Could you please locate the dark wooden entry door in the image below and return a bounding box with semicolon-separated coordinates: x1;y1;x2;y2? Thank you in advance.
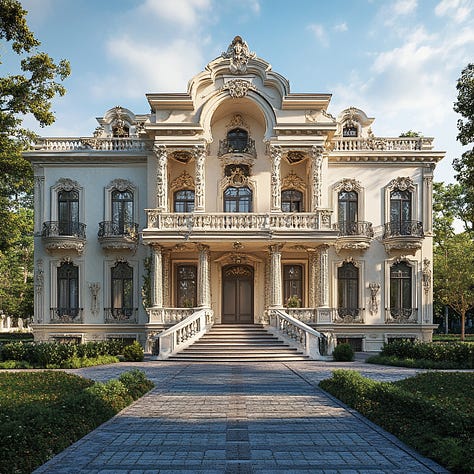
222;265;254;324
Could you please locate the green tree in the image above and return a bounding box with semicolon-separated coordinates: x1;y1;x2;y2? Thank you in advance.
0;0;70;317
453;63;474;234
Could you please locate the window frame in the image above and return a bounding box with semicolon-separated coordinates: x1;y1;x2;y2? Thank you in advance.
174;189;195;213
281;189;303;212
283;264;304;306
175;264;198;308
224;186;253;213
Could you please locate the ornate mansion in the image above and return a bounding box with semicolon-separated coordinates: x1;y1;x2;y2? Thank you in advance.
25;37;444;357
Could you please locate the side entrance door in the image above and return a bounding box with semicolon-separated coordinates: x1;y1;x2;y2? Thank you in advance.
222;265;254;324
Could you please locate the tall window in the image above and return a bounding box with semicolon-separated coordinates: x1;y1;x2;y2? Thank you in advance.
337;262;359;317
281;189;303;212
174;190;195;213
57;262;79;316
111;262;133;315
58;190;79;235
338;191;358;233
283;265;303;306
176;265;197;307
112;190;134;233
224;186;252;212
390;262;412;315
390;189;412;234
227;128;248;152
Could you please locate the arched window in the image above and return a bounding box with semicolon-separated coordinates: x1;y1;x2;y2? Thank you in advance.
111;262;133;316
227;128;248;152
283;265;303;306
224;186;252;212
390;262;412;316
58;189;79;236
174;190;195;213
338;190;358;234
390;189;412;234
337;262;359;317
112;190;134;233
57;262;79;317
176;265;197;307
281;189;303;212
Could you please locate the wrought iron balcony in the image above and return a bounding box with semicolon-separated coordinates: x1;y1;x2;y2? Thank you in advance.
382;221;424;252
335;221;373;252
41;221;87;254
385;308;418;324
104;307;138;324
98;221;139;250
334;308;365;324
218;137;256;157
50;307;83;324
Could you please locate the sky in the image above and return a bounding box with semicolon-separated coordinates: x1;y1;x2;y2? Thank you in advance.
9;0;474;183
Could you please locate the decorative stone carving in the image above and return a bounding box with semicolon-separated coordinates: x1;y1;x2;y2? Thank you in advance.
422;258;431;295
88;282;101;315
154;145;168;211
193;145;206;212
282;171;305;191
56;178;80;192
268;244;283;308
151;244;163;308
197;244;210;307
34;259;44;294
335;178;361;193
44;239;86;255
369;282;380;315
170;171;195;191
223;79;257;98
226;114;249;130
221;35;255;74
310;146;324;211
387;176;415;192
225;167;249;188
319;245;329;307
286;151;305;164
270;146;282;211
107;178;133;192
171;151;193;163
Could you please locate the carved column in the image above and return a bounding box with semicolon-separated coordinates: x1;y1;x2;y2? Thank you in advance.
151;244;163;308
310;145;324;211
307;248;319;308
269;244;283;308
33;174;45;235
194;145;206;212
423;168;434;233
319;245;329;307
154;144;168;211
270;145;282;212
197;244;211;307
163;249;171;307
34;259;44;323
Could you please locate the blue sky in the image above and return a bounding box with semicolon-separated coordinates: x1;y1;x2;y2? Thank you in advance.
13;0;474;183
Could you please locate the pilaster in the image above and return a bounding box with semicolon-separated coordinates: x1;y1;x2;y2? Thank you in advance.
194;145;206;212
33;173;45;236
319;245;329;307
151;244;163;308
310;145;324;211
307;248;319;308
197;244;211;307
270;145;282;212
269;244;283;308
154;144;168;211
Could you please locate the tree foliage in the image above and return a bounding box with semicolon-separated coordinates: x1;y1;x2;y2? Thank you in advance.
0;0;70;317
452;63;474;234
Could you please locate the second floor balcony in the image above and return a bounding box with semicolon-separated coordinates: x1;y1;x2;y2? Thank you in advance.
335;221;373;252
50;307;83;324
98;221;139;251
383;220;424;252
143;210;336;243
42;221;87;254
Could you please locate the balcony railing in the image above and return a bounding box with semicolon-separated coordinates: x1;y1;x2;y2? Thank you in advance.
33;137;151;152
104;308;138;324
218;137;256;157
98;221;139;240
42;221;87;238
383;221;424;238
385;308;418;324
334;308;365;324
332;137;434;152
50;308;83;324
145;211;333;233
337;221;374;237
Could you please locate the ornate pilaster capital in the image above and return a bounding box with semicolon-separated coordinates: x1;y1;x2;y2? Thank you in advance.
153;143;167;159
269;145;282;161
197;243;210;253
268;243;284;255
151;243;163;253
311;144;324;160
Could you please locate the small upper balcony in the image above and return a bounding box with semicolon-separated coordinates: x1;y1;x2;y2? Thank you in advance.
42;221;87;254
382;220;424;252
218;137;256;160
98;221;139;251
335;220;374;252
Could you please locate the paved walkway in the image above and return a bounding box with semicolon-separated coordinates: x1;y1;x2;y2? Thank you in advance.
34;358;448;474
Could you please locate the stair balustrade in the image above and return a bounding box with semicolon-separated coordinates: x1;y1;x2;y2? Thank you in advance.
152;308;214;359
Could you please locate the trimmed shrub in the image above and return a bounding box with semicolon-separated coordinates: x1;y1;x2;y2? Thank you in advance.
332;343;354;362
85;379;133;412
122;341;144;362
118;369;154;399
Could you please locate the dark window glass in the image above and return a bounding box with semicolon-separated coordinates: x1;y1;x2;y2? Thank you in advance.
112;190;134;232
227;128;248;152
174;190;195;213
176;265;197;307
58;190;79;235
390;262;412;310
338;191;358;225
57;262;79;313
390;189;412;225
283;265;303;306
343;126;358;137
281;189;303;212
111;262;133;310
337;262;359;311
224;186;252;212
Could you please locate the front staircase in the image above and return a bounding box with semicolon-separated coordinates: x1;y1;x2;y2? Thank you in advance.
166;324;309;362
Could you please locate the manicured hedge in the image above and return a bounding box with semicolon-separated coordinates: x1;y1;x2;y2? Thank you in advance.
0;369;154;474
320;370;474;473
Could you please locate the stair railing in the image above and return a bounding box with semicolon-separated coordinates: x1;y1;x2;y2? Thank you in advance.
267;309;327;359
152;308;214;359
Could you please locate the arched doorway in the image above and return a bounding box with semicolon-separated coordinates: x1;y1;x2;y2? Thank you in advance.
222;265;254;324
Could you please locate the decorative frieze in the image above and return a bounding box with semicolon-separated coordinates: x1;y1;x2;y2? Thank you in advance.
369;282;380;315
222;79;257;98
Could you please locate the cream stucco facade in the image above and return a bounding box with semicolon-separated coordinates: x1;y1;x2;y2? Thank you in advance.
25;37;444;355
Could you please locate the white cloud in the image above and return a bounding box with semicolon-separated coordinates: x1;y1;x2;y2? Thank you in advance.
334;22;348;32
393;0;418;15
140;0;212;28
307;24;329;47
435;0;472;22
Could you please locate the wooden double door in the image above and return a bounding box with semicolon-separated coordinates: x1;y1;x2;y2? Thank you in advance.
222;265;254;324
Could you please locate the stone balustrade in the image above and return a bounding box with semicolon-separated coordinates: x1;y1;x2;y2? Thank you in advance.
33;137;151;152
147;307;194;324
332;137;434;152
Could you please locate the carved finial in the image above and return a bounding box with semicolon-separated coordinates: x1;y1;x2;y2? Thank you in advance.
221;36;255;74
